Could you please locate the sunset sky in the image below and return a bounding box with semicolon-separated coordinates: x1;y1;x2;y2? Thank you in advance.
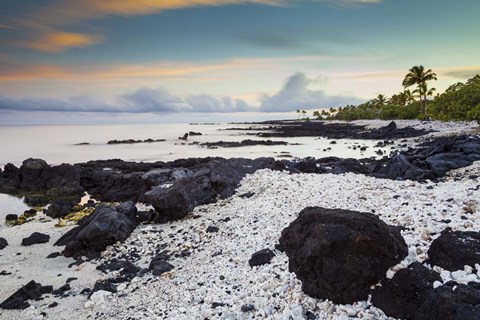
1;0;479;124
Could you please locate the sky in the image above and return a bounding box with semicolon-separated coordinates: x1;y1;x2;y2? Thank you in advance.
0;0;479;124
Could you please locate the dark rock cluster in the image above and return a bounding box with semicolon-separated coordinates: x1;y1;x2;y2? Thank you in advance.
255;120;431;139
200;139;288;148
279;207;480;319
107;138;166;145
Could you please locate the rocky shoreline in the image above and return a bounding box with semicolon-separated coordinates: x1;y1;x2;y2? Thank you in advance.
0;120;479;319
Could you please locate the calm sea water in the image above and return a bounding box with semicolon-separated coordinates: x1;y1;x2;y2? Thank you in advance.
0;123;391;221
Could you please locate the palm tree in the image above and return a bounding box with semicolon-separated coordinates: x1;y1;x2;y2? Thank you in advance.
296;109;300;120
404;89;416;104
402;65;437;114
373;94;389;107
302;110;307;119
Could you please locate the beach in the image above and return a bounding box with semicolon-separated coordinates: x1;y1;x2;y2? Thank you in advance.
0;120;479;319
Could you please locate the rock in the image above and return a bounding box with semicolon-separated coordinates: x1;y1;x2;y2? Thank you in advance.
144;179;212;223
178;133;189;140
189;131;202;136
427;229;480;271
372;154;434;181
46;252;62;259
150;260;174;276
206;226;219;233
21;232;50;246
54;202;137;258
45;199;76;219
48;302;58;308
241;304;255;312
0;280;53;310
415;282;480;320
91;281;117;294
249;249;275;267
0;237;8;250
200;139;288;148
279;207;408;304
24;196;49;207
5;214;18;221
372;262;442;319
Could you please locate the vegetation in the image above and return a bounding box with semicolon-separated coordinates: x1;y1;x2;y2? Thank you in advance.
310;66;480;122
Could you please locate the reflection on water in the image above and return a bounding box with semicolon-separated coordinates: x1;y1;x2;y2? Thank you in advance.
0;193;31;225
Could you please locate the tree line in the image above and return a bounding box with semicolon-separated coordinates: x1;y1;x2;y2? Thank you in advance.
308;66;480;122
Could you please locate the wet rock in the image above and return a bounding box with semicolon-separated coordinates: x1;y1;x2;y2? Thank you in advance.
21;232;50;246
178;133;188;140
249;249;275;267
45;199;76;219
372;262;442;319
54;202;137;258
415;282;480;320
279;207;408;304
0;280;53;310
0;237;8;250
427;229;480;271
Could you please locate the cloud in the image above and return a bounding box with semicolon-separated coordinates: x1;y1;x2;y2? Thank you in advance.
0;55;337;82
0;87;252;114
260;73;361;112
3;0;381;52
19;31;102;53
441;67;480;79
0;72;363;114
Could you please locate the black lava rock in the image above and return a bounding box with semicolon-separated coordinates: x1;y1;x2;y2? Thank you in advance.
150;260;174;276
206;226;219;233
0;237;8;250
241;304;255;312
414;282;480;320
46;252;62;259
54;202;137;258
249;249;275;267
427;229;480;271
372;262;442;319
21;232;50;246
45;199;76;219
0;280;53;310
5;214;18;222
279;207;408;304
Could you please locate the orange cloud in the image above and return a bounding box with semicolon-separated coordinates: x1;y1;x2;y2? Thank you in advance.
19;31;102;53
0;55;336;82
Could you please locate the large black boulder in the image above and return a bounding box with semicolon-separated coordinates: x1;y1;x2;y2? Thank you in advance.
0;280;53;310
54;202;137;258
21;232;50;246
414;282;480;320
143;179;213;223
278;207;408;304
427;229;480;271
372;262;442;319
